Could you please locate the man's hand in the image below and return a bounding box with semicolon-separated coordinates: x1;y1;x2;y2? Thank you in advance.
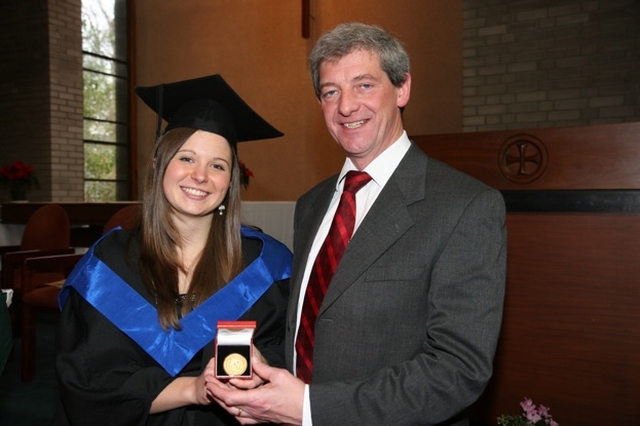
223;345;269;390
206;357;305;425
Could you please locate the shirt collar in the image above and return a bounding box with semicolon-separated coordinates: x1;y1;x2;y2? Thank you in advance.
337;131;411;190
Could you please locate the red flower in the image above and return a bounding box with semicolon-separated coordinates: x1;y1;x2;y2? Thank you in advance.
0;160;39;189
238;160;253;189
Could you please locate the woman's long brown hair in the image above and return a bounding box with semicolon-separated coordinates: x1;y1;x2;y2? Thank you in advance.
139;127;244;330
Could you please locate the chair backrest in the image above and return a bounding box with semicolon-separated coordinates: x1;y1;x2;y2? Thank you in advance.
103;204;141;234
20;204;71;251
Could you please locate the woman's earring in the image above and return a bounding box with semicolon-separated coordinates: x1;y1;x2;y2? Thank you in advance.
218;205;226;216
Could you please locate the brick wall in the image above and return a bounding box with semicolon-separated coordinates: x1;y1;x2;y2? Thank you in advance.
0;0;83;202
463;0;640;131
49;0;84;201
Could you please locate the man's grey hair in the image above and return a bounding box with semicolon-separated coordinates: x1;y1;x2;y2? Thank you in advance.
309;22;411;99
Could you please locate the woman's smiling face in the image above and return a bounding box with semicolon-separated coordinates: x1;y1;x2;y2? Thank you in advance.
163;129;233;220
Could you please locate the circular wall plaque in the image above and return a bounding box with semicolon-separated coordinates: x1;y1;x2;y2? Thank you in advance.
498;134;548;184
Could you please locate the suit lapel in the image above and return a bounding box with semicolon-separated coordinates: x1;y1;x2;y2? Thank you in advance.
320;145;428;314
287;177;337;319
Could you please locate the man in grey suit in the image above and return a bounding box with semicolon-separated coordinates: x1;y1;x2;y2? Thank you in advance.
207;22;506;426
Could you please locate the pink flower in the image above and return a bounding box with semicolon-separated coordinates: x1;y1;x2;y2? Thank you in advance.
526;411;542;423
537;405;550;417
520;398;535;413
499;398;559;426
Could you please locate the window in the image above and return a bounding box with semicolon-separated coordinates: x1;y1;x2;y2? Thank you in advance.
82;0;130;201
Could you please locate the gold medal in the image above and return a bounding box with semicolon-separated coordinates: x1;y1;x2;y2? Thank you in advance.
223;353;248;376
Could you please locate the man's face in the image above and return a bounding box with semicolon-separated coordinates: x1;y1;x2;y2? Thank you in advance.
317;49;411;170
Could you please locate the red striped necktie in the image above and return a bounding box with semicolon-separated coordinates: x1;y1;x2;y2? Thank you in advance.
295;170;372;383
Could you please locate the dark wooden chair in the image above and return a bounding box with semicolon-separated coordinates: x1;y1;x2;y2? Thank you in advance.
103;204;140;234
20;253;84;381
0;204;73;334
20;203;140;381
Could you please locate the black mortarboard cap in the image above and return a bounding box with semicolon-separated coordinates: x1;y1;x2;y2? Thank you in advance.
135;74;283;149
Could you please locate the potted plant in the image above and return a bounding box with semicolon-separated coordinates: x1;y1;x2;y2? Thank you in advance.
497;398;559;426
0;160;39;201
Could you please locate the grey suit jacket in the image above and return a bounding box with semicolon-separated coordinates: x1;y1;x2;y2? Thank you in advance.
285;144;507;426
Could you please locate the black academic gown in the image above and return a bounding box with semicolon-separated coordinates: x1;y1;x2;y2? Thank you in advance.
53;229;290;426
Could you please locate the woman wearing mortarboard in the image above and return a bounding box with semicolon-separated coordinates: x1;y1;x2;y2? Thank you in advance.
53;74;291;425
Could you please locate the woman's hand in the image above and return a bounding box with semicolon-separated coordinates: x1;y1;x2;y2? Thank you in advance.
151;359;216;413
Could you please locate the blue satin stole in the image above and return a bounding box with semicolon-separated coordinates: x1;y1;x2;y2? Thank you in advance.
59;226;292;376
